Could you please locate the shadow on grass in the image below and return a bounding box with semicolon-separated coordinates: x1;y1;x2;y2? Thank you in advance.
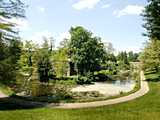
146;78;160;82
0;96;61;111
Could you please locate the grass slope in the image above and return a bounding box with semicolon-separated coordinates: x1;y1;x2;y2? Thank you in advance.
0;82;159;120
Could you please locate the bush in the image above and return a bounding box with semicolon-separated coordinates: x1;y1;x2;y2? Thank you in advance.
31;83;52;97
94;70;112;82
75;72;94;85
76;76;92;85
72;91;103;100
53;83;72;99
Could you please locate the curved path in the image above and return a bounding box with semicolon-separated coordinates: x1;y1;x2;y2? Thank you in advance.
49;71;149;109
0;71;149;109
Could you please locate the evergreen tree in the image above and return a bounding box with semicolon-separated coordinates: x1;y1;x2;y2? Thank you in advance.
142;0;160;39
36;40;54;83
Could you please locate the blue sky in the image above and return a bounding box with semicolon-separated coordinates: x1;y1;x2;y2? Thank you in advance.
18;0;148;52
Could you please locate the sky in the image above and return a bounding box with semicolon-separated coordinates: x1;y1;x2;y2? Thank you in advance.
16;0;148;53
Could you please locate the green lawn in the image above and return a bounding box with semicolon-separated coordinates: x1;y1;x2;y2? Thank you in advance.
145;72;160;81
0;82;160;120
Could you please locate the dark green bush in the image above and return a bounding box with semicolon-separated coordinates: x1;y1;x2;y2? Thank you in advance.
94;70;112;82
76;76;92;85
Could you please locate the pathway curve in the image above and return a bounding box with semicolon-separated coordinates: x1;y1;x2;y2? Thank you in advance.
0;71;149;109
49;71;149;109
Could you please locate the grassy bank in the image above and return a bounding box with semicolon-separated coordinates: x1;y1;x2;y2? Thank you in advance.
0;84;14;96
145;71;160;81
0;82;159;120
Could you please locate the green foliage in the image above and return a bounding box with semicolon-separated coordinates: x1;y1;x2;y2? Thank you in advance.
30;81;71;99
0;39;22;85
69;26;106;75
30;83;52;97
0;83;14;95
145;72;160;81
53;47;69;77
76;76;92;85
142;0;160;39
72;91;103;100
139;39;160;72
18;41;36;74
0;0;25;39
1;83;160;120
75;72;94;84
128;51;139;62
0;0;25;86
36;40;54;83
117;51;129;65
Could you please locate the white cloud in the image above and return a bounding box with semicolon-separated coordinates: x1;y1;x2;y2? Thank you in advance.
56;32;71;41
114;5;144;17
37;6;45;13
72;0;100;10
26;31;71;48
29;30;53;45
55;32;71;48
101;4;110;9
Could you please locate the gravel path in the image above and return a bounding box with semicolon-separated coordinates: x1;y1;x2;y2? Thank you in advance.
49;71;149;109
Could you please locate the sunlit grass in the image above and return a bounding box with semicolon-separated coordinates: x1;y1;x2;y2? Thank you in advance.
0;82;160;120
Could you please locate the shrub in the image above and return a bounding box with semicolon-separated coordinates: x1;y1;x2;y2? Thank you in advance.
53;83;72;99
76;76;92;85
75;72;94;85
31;83;52;97
94;70;112;82
71;91;103;100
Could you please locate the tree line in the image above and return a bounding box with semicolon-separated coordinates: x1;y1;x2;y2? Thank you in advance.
140;0;160;73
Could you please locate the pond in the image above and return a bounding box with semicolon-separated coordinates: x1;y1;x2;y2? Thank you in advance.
71;80;136;97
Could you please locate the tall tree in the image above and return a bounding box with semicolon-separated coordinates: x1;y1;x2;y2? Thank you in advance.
128;51;139;62
139;38;160;72
142;0;160;39
69;26;106;75
0;0;25;39
36;40;54;83
0;38;22;84
0;0;25;85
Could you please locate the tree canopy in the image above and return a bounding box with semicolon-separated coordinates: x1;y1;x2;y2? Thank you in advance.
142;0;160;39
68;26;106;75
0;0;25;39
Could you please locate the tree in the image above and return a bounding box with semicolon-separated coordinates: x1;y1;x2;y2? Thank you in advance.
68;26;106;75
128;51;139;62
142;0;160;39
0;0;25;85
0;38;22;84
117;51;130;70
117;51;129;65
18;41;36;74
0;0;25;39
53;47;69;77
36;40;54;83
139;38;160;72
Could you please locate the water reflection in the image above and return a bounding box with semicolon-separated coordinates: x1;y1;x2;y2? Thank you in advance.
105;80;135;87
